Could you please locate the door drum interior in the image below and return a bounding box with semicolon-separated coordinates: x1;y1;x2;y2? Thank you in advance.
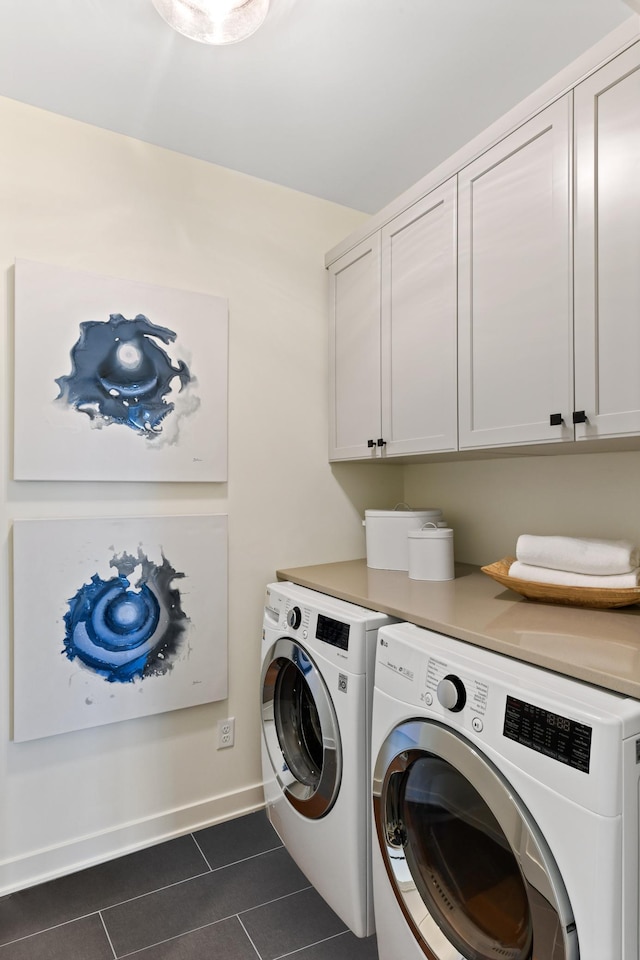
373;720;579;960
262;637;342;819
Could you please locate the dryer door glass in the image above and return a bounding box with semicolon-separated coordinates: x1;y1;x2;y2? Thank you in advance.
401;755;531;960
262;638;342;819
373;721;577;960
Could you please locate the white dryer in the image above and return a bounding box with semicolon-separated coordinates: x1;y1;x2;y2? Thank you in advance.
371;621;640;960
261;581;394;938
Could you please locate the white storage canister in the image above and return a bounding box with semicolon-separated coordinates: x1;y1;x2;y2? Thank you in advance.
364;508;443;570
408;523;455;581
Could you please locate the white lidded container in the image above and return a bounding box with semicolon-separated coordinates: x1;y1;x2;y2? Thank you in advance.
408;523;455;581
364;507;443;570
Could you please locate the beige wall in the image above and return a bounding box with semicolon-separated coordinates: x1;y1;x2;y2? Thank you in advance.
8;63;638;899
0;95;404;893
404;450;640;567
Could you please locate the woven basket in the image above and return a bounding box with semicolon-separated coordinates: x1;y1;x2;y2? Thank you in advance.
481;557;640;609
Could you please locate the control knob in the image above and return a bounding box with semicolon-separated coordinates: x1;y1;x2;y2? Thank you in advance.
436;674;467;712
287;606;302;630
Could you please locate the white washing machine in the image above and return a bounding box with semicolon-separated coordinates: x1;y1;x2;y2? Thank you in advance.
371;621;640;960
261;581;395;938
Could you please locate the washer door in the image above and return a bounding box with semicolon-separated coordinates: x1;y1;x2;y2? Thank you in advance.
373;720;579;960
261;637;342;819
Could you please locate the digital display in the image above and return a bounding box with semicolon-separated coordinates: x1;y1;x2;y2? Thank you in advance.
316;614;350;652
503;696;592;773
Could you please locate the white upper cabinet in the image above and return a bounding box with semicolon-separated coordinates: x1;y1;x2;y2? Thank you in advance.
574;41;640;440
328;235;382;460
327;26;640;463
380;177;457;456
457;96;574;449
328;180;457;461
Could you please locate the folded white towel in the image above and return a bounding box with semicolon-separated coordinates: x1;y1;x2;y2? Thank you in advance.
509;560;640;589
515;534;640;576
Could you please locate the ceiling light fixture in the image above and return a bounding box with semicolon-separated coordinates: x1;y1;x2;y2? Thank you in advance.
151;0;270;45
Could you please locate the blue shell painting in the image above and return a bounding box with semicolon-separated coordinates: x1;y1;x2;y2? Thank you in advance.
13;514;228;742
62;549;188;683
14;259;228;482
55;313;193;438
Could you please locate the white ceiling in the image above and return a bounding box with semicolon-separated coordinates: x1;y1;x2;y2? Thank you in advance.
0;0;635;213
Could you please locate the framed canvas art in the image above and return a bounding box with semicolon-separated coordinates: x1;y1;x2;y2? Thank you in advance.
12;515;228;741
13;259;228;481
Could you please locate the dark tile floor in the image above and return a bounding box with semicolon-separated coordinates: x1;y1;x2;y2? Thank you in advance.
0;811;380;959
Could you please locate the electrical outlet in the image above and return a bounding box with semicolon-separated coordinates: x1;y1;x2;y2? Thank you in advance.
217;717;235;749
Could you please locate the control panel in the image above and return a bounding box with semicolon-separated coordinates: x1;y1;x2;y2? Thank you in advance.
503;695;592;773
316;613;350;652
282;601;350;652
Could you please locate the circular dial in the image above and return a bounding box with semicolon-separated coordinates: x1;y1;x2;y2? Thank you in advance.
287;606;302;629
436;674;467;712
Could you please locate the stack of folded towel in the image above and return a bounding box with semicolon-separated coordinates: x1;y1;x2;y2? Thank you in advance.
510;535;640;588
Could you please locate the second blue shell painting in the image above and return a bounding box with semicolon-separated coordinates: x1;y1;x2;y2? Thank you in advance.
62;546;188;684
12;515;228;742
14;259;228;482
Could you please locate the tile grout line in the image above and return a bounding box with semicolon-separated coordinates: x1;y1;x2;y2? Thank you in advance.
114;913;264;959
190;832;214;872
237;914;264;960
188;830;283;873
236;883;314;920
273;929;353;959
113;886;314;959
114;923;227;959
98;910;118;960
232;878;313;922
0;846;300;954
99;867;213;916
99;844;286;918
0;858;232;952
0;912;105;951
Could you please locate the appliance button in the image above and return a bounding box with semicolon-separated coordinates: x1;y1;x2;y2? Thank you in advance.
472;717;483;733
424;692;433;706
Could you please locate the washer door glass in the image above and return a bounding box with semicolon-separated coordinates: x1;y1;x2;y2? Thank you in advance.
373;721;578;960
274;656;324;786
262;637;342;819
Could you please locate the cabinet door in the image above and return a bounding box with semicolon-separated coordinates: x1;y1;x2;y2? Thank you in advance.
574;41;640;440
380;178;458;456
458;96;573;449
328;235;381;460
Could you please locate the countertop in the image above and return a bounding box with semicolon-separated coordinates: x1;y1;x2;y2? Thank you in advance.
275;559;640;699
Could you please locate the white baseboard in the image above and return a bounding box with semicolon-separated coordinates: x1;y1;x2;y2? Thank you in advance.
0;782;265;897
